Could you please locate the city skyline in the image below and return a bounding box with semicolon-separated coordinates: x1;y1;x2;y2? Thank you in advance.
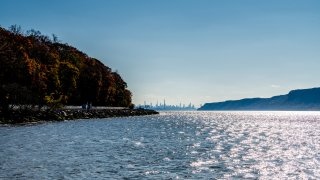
137;99;197;111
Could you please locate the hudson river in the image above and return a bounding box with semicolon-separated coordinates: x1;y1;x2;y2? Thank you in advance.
1;111;320;179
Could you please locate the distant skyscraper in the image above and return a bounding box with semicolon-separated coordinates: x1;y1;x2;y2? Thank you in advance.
137;100;196;111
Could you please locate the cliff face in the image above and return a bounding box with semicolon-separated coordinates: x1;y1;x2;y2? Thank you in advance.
199;87;320;111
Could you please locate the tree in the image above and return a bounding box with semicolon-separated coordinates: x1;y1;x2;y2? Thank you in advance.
52;34;59;43
9;25;22;35
59;62;80;99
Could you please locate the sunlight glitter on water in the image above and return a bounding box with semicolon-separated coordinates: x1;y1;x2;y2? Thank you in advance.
187;111;320;179
1;111;320;179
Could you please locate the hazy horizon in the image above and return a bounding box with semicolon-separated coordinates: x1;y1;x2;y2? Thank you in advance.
1;0;320;107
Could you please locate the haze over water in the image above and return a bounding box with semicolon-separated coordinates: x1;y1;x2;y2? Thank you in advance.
1;111;320;179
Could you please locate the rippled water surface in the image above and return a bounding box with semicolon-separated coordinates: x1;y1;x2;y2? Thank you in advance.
1;111;320;179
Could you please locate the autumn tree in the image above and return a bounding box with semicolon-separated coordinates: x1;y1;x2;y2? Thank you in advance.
0;25;133;111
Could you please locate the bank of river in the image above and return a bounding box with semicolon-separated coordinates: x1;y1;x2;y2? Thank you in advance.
0;108;158;124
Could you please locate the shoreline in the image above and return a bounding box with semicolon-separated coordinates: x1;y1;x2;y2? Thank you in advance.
0;108;159;125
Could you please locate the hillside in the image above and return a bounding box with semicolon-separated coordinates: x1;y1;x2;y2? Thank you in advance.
198;87;320;111
0;25;133;112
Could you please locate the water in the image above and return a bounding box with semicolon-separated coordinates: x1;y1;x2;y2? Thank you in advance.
1;111;320;179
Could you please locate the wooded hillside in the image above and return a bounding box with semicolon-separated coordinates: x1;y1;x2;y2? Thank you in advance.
0;25;133;112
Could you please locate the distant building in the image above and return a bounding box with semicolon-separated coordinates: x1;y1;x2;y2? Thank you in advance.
137;100;197;111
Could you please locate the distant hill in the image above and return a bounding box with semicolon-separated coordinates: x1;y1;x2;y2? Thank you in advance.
198;87;320;111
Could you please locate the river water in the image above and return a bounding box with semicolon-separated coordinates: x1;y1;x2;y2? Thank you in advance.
1;111;320;179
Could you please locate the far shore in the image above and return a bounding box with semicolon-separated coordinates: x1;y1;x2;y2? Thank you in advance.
0;108;159;125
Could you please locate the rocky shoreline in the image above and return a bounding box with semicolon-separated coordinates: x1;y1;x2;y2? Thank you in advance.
0;108;159;124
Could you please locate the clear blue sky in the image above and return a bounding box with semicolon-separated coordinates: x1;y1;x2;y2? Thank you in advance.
1;0;320;107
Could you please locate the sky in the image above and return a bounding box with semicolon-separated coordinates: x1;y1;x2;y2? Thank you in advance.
1;0;320;107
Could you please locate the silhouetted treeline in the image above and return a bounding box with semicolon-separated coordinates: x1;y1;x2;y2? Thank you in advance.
0;25;133;112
